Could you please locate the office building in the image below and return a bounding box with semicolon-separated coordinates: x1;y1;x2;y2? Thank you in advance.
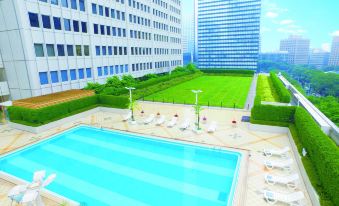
0;0;182;100
260;51;288;63
328;36;339;66
0;54;10;102
308;49;329;68
280;35;310;65
196;0;261;70
182;0;195;65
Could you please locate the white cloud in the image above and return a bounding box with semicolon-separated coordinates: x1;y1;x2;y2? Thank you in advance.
277;28;306;34
321;43;330;52
266;12;278;18
280;20;294;25
331;30;339;36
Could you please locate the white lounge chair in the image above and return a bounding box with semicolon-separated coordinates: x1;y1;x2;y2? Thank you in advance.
264;147;290;158
180;119;190;130
122;112;132;121
263;190;304;206
265;173;299;189
167;117;177;128
156;115;166;126
207;121;217;133
144;114;155;124
265;159;293;171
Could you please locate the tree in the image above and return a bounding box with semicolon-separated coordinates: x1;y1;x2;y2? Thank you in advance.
121;75;137;87
106;76;122;88
193;104;203;130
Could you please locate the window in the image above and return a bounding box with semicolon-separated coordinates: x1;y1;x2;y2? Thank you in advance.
108;46;112;55
116;11;120;20
76;45;82;56
106;26;110;35
111;9;115;18
110;66;114;74
50;71;59;83
79;0;85;11
125;64;128;73
112;27;116;36
81;21;87;33
57;44;65;56
67;45;74;56
105;7;109;17
70;69;77;80
34;44;44;57
84;45;89;56
61;0;68;7
78;68;84;79
86;68;92;78
115;65;119;74
102;46;106;55
73;20;79;32
92;3;97;14
114;46;117;55
53;17;61;30
97;67;103;76
94;24;98;34
120;65;124;73
71;0;77;10
104;66;108;75
28;12;39;28
42;15;51;29
61;70;68;81
121;12;125;21
99;5;103;16
95;46;100;56
64;19;71;31
39;72;48;85
100;25;105;35
46;44;55;56
51;0;58;5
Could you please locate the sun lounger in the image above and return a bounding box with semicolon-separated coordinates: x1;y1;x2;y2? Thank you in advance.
156;115;166;126
265;173;299;189
167;117;177;127
122;112;132;121
264;147;290;158
180;119;190;130
207;121;217;133
144;114;155;124
265;159;293;171
263;190;304;205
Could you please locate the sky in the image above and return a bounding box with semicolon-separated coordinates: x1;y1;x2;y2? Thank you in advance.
261;0;339;52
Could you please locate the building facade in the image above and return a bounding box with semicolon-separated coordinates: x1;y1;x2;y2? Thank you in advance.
260;51;288;63
196;0;261;70
0;0;182;100
280;35;310;65
182;0;195;65
328;36;339;66
0;54;10;102
308;49;329;69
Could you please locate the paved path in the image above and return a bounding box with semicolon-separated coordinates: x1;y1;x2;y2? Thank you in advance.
244;73;258;111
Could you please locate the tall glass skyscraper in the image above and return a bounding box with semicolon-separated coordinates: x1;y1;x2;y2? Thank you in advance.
197;0;261;70
182;0;196;65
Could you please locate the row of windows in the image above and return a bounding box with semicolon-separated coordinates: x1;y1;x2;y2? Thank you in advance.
155;61;169;68
153;9;168;20
131;47;152;55
38;0;85;12
169;15;180;24
129;14;151;27
170;37;181;44
97;65;128;77
39;68;92;85
169;5;181;15
171;60;181;66
154;48;169;55
131;62;153;71
153;21;168;31
128;0;151;13
153;0;168;9
28;12;87;33
95;46;127;56
34;44;89;57
130;30;152;40
93;24;126;37
91;3;126;21
170;0;181;6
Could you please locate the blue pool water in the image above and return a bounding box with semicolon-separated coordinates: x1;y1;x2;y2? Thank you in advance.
0;126;241;206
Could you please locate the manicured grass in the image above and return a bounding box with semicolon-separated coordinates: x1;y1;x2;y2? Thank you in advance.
257;75;280;102
144;76;252;108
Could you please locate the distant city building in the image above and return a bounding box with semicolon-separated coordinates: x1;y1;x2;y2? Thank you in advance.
308;49;329;68
260;51;289;63
328;36;339;66
196;0;261;70
280;35;310;65
0;0;182;100
182;0;195;65
0;54;10;102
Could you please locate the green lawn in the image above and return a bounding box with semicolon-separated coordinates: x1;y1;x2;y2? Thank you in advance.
144;76;253;108
257;75;280;102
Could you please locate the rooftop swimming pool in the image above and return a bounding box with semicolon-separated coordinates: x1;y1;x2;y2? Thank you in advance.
0;126;241;206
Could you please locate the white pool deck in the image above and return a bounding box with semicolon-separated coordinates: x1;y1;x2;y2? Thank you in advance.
0;102;313;206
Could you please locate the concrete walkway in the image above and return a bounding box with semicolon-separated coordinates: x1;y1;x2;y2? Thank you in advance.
244;73;258;110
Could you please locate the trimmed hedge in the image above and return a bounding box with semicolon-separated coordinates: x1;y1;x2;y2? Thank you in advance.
200;69;254;77
8;95;129;126
294;107;339;205
270;72;291;103
251;104;296;123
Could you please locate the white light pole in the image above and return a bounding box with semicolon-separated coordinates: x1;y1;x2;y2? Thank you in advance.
125;87;135;121
192;90;202;131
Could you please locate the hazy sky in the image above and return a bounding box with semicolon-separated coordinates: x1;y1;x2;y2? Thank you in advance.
261;0;339;52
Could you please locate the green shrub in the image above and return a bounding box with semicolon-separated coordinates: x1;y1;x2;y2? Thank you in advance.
294;107;339;205
254;95;261;106
270;72;291;103
200;69;254;77
251;104;296;123
97;95;129;108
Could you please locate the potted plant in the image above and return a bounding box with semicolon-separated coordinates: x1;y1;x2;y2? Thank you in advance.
193;104;203;133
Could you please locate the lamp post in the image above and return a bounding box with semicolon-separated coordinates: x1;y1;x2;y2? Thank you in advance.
192;90;202;131
125;87;135;121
